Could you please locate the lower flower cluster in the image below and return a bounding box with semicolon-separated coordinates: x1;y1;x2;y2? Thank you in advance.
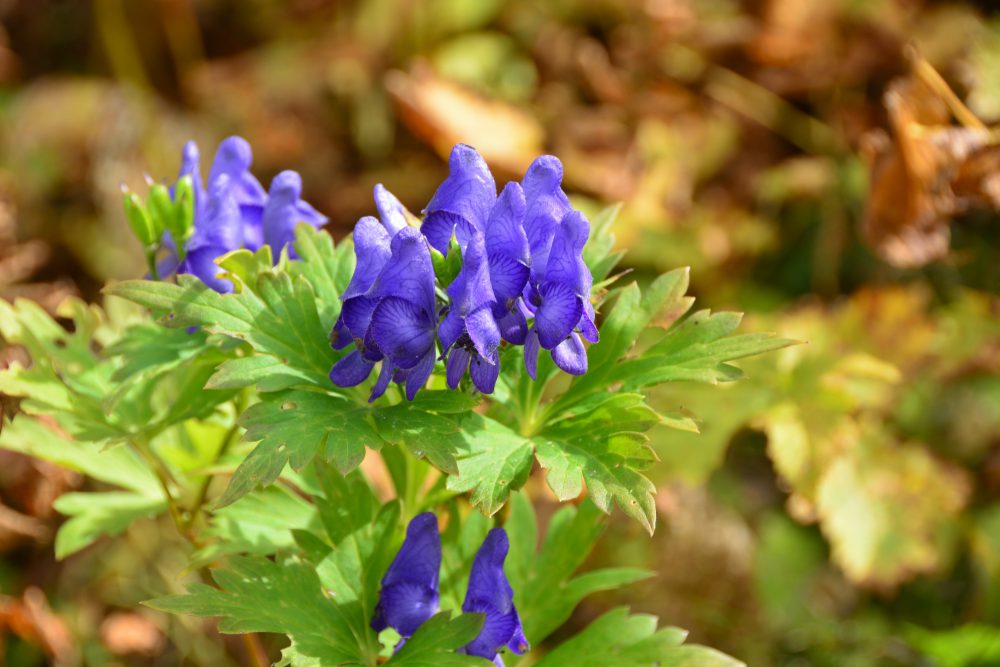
373;513;528;666
330;145;597;401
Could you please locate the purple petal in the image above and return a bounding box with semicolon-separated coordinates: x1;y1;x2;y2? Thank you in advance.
425;144;496;233
421;210;476;255
543;210;591;295
507;616;529;655
372;581;438;637
382;513;441;588
174;140;207;221
295;199;328;229
534;282;583;349
446;234;494;317
372;228;436;318
342;217;392;301
485;182;528;265
262;170;303;256
370;297;436;369
524;329;540;380
373;513;441;636
369;361;394;402
446;347;472;389
329;318;352;350
404;347;436;400
177;246;231;293
521;155;569;277
462;600;519;661
465;529;514;609
495;305;527;345
189;174;242;253
208;136;266;208
329;349;375;387
437;309;465;354
578;308;599;344
551;332;587;375
469;351;500;394
462;528;524;661
340;295;378;341
487;253;529;303
375;183;408;236
240;203;265;251
466;307;500;360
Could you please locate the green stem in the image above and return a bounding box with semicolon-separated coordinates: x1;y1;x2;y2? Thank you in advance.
183;413;242;532
130;437;185;536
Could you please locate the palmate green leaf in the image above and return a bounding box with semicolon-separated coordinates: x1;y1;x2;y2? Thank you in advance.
386;613;491;667
535;434;657;533
53;491;166;559
532;607;744;667
150;556;365;665
0;415;157;493
152;502;402;667
617;309;795;388
218;390;381;507
444;415;534;516
193;484;320;566
288;224;355;331
105;270;338;389
0;416;169;558
505;494;651;649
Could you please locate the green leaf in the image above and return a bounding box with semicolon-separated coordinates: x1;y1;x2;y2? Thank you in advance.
289;224;355;331
106;271;339;389
506;496;651;646
0;415;158;493
149;556;368;665
53;492;166;559
533;607;744;667
152;502;402;666
206;355;302;391
618;310;796;388
193;485;320;566
218;390;380;507
444;416;534;516
535;433;657;533
386;612;491;666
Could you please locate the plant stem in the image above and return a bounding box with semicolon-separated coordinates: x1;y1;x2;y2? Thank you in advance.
130;437;186;535
183;417;241;532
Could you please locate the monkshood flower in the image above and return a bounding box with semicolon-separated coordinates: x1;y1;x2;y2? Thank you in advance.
329;223;438;402
329;143;595;401
519;157;598;379
162;136;326;291
372;513;441;641
461;528;529;666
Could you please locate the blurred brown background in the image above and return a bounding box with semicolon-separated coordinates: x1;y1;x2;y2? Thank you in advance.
2;1;1000;665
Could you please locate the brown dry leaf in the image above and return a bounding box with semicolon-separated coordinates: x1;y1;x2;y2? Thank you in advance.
385;64;545;177
862;75;1000;268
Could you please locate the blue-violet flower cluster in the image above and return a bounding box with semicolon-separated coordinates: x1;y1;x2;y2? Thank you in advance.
162;136;327;292
373;513;528;666
330;144;596;401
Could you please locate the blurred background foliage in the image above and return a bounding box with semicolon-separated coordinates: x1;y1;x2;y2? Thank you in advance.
1;0;999;665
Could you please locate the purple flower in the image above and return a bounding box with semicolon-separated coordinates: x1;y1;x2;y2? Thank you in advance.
162;137;326;291
461;528;529;666
439;234;501;394
420;144;497;253
329;223;438;402
262;170;328;259
372;513;441;639
519;157;597;379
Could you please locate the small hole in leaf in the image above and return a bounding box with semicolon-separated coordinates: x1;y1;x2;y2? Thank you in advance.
281;401;297;410
53;339;66;349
